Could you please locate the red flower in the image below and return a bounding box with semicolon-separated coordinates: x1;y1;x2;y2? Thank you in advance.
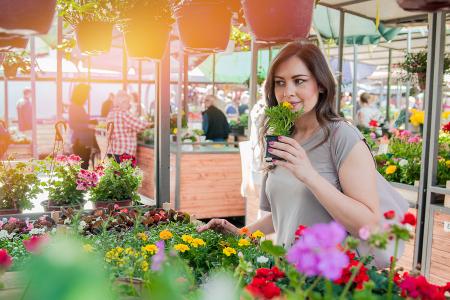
442;121;450;133
23;235;49;253
246;267;285;299
334;251;369;290
119;153;137;167
369;119;379;127
0;249;12;270
399;273;449;300
294;225;307;240
401;212;416;226
383;210;396;220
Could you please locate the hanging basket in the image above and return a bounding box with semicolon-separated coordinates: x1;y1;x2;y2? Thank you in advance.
124;20;171;60
75;21;113;55
0;0;56;35
0;33;28;51
241;0;314;43
396;0;450;11
3;64;19;79
174;0;232;52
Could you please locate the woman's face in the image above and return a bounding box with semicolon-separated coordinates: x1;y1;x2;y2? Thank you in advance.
273;56;321;114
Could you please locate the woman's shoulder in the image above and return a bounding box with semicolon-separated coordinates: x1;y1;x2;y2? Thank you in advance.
328;120;364;142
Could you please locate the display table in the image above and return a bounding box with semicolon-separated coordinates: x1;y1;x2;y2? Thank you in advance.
136;143;245;219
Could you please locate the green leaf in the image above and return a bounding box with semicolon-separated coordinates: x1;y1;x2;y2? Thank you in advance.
260;240;286;257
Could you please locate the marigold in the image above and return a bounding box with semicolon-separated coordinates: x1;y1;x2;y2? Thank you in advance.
125;247;135;256
281;101;293;110
238;227;249;236
141;260;149;272
385;165;397;175
238;238;251;247
251;230;265;239
137;232;148;242
181;234;194;243
190;238;206;248
223;247;237;256
174;244;190;253
159;229;173;240
83;244;94;253
446;160;450;168
142;244;158;255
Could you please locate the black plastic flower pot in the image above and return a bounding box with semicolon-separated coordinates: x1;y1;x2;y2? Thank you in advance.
75;21;113;55
265;135;284;162
0;0;56;35
0;33;29;51
124;20;171;60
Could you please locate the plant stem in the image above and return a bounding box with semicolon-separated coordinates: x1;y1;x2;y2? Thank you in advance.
387;238;399;300
339;256;368;300
305;276;321;298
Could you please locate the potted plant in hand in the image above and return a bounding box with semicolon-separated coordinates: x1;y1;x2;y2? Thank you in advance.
90;154;142;209
39;154;90;211
264;101;303;162
57;0;119;55
118;0;174;60
1;51;31;79
0;160;41;215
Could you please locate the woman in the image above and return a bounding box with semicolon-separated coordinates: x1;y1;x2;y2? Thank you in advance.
357;92;382;129
68;84;94;169
107;90;151;162
198;41;380;248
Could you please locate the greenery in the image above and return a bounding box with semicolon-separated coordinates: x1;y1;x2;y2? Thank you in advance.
399;50;450;75
1;51;31;76
116;0;174;27
90;157;142;204
265;102;303;136
56;0;122;26
230;25;251;51
0;160;41;210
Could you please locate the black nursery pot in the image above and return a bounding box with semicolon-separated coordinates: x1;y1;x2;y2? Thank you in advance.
265;135;284;162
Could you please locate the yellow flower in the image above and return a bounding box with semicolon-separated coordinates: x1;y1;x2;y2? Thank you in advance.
137;232;148;242
410;109;425;127
125;247;135;256
446;160;450;168
281;101;293;110
142;244;158;255
141;260;149;272
116;247;124;254
159;229;173;240
174;244;190;253
442;111;450;120
83;244;94;253
190;238;206;248
182;235;194;243
223;247;237;256
385;165;397;175
238;239;251;247
251;230;265;239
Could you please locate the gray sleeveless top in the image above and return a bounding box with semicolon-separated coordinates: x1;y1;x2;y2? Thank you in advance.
260;121;364;247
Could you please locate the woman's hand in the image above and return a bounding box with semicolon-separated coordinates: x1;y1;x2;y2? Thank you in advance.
197;218;240;235
268;136;319;184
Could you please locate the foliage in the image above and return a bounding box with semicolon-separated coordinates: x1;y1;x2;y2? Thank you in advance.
57;0;122;26
0;160;41;210
90;156;142;204
230;25;251;51
116;0;175;27
265;102;303;136
399;50;450;75
1;51;31;75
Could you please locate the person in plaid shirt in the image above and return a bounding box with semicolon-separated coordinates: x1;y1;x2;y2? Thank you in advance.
107;90;152;162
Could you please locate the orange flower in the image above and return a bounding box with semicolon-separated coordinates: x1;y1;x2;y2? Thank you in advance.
239;227;250;236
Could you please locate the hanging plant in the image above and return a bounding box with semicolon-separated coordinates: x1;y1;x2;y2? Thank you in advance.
230;25;251;51
57;0;121;55
0;33;29;51
1;51;32;79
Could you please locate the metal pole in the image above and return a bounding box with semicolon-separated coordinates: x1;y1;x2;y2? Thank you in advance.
336;10;345;113
138;60;142;112
269;46;273;63
87;57;91;115
352;44;358;121
249;39;258;111
212;53;216;95
405;28;412;131
4;77;8;125
123;42;128;90
386;49;392;124
183;53;189;118
154;61;160;201
56;16;63;119
414;11;446;274
30;37;38;159
155;40;171;208
175;47;183;210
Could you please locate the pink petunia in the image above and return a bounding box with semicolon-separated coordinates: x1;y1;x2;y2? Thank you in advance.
8;217;17;224
0;249;13;270
23;235;49;253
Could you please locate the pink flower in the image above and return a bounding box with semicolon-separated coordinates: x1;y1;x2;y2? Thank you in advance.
114;204;120;210
370;132;376;139
0;221;3;229
358;226;370;240
407;136;421;143
0;249;12;270
8;217;17;224
55;155;67;163
67;154;82;165
23;235;49;253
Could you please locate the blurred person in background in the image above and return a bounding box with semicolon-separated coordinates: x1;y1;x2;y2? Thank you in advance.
201;94;230;142
130;92;145;117
107;90;152;162
100;93;114;118
357;92;382;129
68;84;95;169
16;87;32;135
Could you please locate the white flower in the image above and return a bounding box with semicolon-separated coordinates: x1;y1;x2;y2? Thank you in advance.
64;218;71;225
78;220;87;232
0;230;15;240
256;256;269;264
29;228;46;235
237;251;243;258
399;159;409;167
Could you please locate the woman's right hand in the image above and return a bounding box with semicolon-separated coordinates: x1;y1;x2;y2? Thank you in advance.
196;218;240;235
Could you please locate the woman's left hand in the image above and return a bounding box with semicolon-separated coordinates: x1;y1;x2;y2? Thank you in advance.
268;136;318;184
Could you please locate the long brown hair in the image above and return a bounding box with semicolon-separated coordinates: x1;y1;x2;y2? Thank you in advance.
259;40;342;171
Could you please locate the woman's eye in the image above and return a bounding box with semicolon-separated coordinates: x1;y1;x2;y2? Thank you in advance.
275;81;285;86
294;79;305;85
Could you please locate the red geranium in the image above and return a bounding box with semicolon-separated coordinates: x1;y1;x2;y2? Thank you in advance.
294;225;307;241
119;153;137;167
442;121;450;133
246;266;285;299
383;210;396;220
0;249;12;270
334;251;370;290
399;273;450;300
23;235;49;253
369;119;379;127
401;212;417;226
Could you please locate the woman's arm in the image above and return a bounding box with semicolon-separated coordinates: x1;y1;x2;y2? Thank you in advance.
197;213;275;235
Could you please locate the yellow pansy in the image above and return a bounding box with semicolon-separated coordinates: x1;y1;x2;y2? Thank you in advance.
141;260;149;272
137;232;148;242
159;229;173;240
174;244;190;253
223;247;237;256
446;160;450;168
142;244;158;255
190;238;206;248
281;101;293;110
385;165;397;175
238;239;251;247
182;234;194;243
83;244;94;253
251;230;265;239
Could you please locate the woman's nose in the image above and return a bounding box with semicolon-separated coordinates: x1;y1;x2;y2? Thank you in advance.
284;82;296;98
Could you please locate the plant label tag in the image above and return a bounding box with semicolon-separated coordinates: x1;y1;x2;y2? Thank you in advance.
378;143;389;155
444;221;450;233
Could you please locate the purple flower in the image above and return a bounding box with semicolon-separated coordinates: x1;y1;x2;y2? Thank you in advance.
286;221;348;280
370;132;376;139
151;240;166;271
